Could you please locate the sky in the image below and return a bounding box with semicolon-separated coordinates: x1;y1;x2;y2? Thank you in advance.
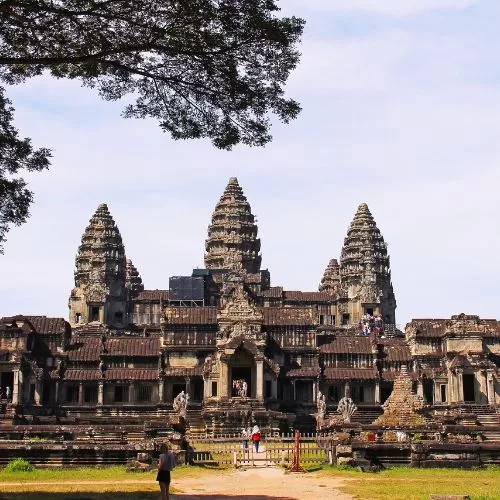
1;0;499;328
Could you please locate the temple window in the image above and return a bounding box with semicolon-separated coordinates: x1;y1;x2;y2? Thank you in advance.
136;385;152;403
85;385;98;403
114;312;123;323
75;313;81;324
342;314;350;325
366;308;374;316
211;381;217;397
90;306;100;322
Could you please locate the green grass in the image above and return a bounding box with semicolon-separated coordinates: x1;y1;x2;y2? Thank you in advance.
320;465;500;500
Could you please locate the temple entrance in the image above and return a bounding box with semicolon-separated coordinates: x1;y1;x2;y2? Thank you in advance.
463;374;475;402
0;372;13;401
231;367;251;397
229;347;255;398
423;379;434;404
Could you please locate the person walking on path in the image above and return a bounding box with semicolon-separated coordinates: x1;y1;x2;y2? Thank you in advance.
156;442;175;500
251;425;261;453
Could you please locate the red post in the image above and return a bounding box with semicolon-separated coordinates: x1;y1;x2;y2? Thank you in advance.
288;429;305;473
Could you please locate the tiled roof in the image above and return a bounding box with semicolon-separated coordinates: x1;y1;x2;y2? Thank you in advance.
106;368;158;380
0;316;37;334
66;338;101;361
25;316;69;335
286;367;321;378
262;308;316;326
73;323;108;336
64;369;102;381
134;290;169;301
383;344;412;362
283;291;332;303
320;336;373;354
164;367;203;377
324;368;378;380
105;338;159;356
165;307;217;325
381;370;400;381
259;287;283;298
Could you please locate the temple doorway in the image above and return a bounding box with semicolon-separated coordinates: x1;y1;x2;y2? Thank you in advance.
229;347;255;398
231;367;251;397
463;374;475;402
0;372;13;401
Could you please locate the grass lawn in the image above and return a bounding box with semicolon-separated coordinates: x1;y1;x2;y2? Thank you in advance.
321;465;500;500
0;465;219;499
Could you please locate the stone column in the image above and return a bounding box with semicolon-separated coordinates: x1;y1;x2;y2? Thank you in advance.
128;382;135;404
55;380;60;404
158;379;164;403
12;370;19;405
256;359;264;400
185;377;191;399
374;379;380;404
481;371;489;404
34;379;42;405
272;377;278;399
344;381;350;399
97;381;104;405
292;380;296;401
457;369;464;402
417;380;424;399
313;379;318;403
487;370;495;405
78;382;84;405
220;361;229;398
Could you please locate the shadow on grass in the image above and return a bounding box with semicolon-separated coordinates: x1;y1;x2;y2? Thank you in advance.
0;495;296;500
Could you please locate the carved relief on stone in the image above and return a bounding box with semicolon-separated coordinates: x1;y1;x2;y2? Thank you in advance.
84;281;109;304
359;283;381;304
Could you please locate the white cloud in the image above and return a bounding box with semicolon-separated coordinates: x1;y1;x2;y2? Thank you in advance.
285;0;479;17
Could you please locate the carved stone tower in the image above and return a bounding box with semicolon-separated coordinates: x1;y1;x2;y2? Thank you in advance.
125;260;143;294
69;204;127;327
318;259;341;297
204;177;261;273
339;203;396;324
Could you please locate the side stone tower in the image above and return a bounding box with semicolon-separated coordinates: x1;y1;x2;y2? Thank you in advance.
339;203;396;325
318;259;341;296
125;259;144;294
69;204;128;327
204;177;261;273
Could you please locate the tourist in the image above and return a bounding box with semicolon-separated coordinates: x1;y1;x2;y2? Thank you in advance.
156;443;175;500
241;427;249;449
251;425;261;453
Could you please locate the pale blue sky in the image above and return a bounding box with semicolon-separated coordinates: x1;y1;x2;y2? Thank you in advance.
1;0;498;327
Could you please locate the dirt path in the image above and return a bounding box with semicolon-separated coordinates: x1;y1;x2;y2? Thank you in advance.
173;467;353;499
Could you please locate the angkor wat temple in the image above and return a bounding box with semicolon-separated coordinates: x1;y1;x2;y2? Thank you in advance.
1;177;499;435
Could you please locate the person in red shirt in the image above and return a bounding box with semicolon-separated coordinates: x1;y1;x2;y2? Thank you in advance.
251;425;261;452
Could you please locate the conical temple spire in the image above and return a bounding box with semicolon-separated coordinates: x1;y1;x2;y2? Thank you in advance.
319;259;341;295
125;259;144;293
204;177;261;273
340;202;396;320
74;203;126;288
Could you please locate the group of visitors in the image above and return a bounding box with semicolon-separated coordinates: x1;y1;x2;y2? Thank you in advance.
232;379;248;398
360;313;384;337
242;425;261;452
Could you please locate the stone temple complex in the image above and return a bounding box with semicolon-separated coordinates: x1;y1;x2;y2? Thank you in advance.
0;177;499;436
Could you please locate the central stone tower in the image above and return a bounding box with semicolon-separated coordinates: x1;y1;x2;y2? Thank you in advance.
204;177;261;273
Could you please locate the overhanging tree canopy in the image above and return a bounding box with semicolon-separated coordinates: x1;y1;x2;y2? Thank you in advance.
0;0;304;252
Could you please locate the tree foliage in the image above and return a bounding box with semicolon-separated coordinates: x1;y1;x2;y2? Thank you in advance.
0;0;304;252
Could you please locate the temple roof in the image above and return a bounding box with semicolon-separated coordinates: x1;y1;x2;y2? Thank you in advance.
25;316;69;335
324;367;378;380
133;290;169;302
104;338;159;356
262;307;316;326
319;336;373;354
204;177;261;273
